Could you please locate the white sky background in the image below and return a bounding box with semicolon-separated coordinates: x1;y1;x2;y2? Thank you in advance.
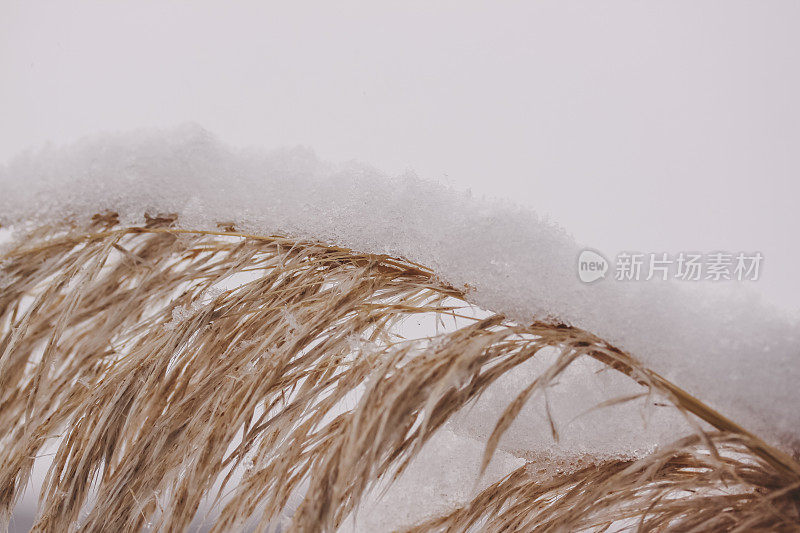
2;1;799;311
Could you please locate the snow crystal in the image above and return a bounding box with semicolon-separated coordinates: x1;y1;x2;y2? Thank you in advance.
164;304;200;331
163;287;224;330
0;125;798;454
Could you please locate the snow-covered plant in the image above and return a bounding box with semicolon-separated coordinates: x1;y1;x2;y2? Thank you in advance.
0;128;797;532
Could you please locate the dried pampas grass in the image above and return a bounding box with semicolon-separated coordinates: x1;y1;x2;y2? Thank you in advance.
0;214;798;532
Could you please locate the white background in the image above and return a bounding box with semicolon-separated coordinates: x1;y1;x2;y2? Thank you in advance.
2;1;799;310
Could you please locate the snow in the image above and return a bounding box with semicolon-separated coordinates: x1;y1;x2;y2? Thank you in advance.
342;428;525;532
447;348;692;460
1;124;798;455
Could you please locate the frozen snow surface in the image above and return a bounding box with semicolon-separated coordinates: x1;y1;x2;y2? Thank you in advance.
1;125;798;456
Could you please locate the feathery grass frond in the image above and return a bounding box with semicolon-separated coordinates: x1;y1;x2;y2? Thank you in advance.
0;216;797;532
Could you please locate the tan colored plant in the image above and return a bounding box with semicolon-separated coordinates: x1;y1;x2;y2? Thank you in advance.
0;214;797;532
